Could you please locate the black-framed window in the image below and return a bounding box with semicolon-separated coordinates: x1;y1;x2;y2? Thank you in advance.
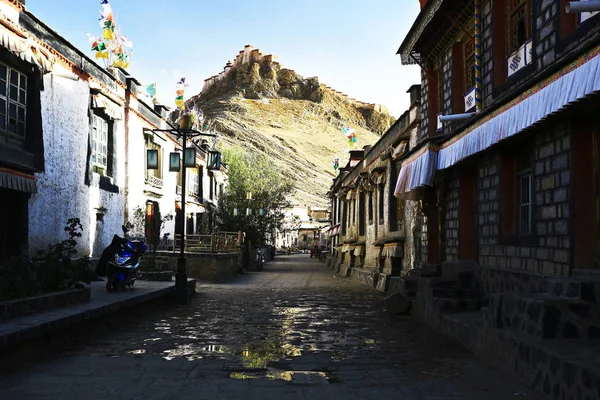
358;191;365;236
464;39;475;92
352;198;356;224
90;110;115;179
0;63;27;146
368;191;373;224
517;150;533;234
209;171;214;199
378;183;384;224
509;0;531;54
145;139;162;180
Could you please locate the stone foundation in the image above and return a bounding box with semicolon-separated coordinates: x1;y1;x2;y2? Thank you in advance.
350;267;379;288
338;263;352;277
409;265;600;400
0;288;91;321
376;273;391;292
164;252;240;283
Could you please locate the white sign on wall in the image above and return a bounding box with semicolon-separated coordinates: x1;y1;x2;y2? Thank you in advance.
525;40;533;65
464;87;476;112
507;45;527;78
437;113;442;132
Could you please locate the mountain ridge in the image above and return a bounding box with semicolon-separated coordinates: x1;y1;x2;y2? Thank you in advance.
185;45;395;207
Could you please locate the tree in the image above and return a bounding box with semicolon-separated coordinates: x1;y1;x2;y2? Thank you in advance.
216;145;294;248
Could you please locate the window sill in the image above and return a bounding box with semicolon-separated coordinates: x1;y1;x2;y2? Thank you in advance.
500;234;537;247
94;173;119;193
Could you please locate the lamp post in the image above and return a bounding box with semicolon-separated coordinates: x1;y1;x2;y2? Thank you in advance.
144;114;220;305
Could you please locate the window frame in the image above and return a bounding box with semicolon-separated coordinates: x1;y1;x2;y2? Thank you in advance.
358;191;365;236
145;139;163;180
464;38;475;93
508;0;532;55
500;143;536;244
378;183;385;225
91;113;110;175
0;63;27;147
368;191;374;224
517;150;533;234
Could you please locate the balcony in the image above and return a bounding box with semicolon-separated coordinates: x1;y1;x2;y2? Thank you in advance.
145;174;163;189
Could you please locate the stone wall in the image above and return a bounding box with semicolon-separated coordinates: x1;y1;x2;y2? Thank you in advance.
477;155;501;269
475;124;572;295
481;0;493;107
403;200;424;271
535;0;558;70
533;122;571;276
166;252;239;283
444;170;460;262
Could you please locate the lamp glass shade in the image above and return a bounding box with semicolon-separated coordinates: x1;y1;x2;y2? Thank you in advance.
169;152;181;172
208;150;222;170
233;208;239;216
184;147;196;168
147;149;159;169
259;208;264;216
246;208;252;216
246;192;252;200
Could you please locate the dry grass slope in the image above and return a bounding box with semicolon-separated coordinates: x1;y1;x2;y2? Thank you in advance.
185;59;393;208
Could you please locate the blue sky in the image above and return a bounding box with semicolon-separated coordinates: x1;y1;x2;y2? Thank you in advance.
27;0;421;117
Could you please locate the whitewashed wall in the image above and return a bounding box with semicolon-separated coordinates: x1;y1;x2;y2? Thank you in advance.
29;74;125;257
125;98;177;240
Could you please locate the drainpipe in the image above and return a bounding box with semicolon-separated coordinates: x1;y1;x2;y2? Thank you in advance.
474;0;482;112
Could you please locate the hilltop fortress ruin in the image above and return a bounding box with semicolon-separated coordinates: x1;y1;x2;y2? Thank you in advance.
201;45;388;115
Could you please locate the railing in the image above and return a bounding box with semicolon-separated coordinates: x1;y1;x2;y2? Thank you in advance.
174;231;241;253
145;174;163;189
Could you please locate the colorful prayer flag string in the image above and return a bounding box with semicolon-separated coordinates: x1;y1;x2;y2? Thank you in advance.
175;77;187;110
88;0;132;69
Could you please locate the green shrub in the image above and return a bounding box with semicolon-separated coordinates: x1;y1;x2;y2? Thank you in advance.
0;218;93;301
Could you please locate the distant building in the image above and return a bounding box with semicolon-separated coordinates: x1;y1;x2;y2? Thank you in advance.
275;204;330;249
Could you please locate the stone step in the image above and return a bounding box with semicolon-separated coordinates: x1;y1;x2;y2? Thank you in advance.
500;330;600;399
432;297;488;314
431;287;482;300
496;293;600;341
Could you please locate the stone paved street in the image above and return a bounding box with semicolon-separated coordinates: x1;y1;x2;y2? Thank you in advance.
0;254;547;400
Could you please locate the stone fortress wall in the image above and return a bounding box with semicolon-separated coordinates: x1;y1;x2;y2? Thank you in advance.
202;45;386;113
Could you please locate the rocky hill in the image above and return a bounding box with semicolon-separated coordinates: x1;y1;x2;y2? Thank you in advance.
185;45;395;207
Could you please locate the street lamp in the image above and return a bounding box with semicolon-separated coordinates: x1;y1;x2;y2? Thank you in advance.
144;116;220;305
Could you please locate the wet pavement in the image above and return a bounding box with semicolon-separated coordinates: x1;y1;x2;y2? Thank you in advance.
0;254;547;399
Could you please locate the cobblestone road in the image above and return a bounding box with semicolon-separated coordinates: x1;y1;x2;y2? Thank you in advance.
0;254;547;399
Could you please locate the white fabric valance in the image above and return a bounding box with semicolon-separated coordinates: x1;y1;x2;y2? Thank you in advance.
381;243;403;258
92;94;124;120
354;245;365;256
437;45;600;171
342;244;356;253
0;22;54;73
394;144;438;199
0;167;36;193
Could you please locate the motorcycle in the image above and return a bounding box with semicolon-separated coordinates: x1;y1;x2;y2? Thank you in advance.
95;225;147;292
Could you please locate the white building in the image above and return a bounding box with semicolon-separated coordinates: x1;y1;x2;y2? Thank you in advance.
0;0;226;261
